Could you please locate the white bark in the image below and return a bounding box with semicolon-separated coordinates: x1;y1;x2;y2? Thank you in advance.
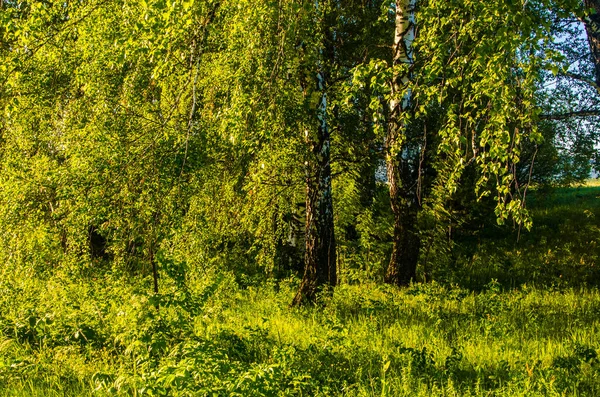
392;0;415;113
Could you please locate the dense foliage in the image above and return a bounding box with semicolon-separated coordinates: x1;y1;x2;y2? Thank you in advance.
1;0;598;287
1;0;600;395
2;259;600;395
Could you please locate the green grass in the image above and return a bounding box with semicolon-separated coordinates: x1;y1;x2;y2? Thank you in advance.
1;183;600;396
1;271;599;396
443;180;600;289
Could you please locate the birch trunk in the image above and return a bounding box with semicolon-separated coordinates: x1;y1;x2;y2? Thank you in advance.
292;68;337;305
385;0;420;286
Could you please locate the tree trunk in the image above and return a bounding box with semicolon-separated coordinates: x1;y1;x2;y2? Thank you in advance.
385;0;420;287
584;0;600;88
292;68;337;306
386;212;420;285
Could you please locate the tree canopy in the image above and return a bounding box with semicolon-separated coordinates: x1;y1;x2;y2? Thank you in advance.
0;0;598;302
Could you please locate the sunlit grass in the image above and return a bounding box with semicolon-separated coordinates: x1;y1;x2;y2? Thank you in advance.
1;273;599;396
1;184;600;396
585;178;600;187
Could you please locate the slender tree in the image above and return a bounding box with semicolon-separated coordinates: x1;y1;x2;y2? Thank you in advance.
293;0;337;305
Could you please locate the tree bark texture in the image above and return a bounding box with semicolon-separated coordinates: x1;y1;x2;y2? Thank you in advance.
292;69;337;306
385;0;420;287
584;0;600;89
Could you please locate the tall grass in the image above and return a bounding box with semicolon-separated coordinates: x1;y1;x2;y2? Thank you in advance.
1;183;599;396
1;271;599;396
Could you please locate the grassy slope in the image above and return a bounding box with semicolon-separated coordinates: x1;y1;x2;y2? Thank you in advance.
447;180;600;289
1;182;599;396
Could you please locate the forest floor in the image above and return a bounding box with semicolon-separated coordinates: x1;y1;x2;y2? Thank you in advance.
1;181;599;396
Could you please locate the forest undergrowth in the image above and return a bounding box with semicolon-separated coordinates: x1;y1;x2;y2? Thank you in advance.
1;274;600;396
0;184;599;397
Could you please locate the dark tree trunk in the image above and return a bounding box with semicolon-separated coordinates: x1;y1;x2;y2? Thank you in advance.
384;0;420;287
292;69;337;306
584;0;600;88
385;155;420;285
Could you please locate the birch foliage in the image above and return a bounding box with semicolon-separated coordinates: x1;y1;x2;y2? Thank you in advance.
0;0;594;284
351;0;586;231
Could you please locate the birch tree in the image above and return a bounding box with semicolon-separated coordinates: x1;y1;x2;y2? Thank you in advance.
292;0;337;305
385;0;419;286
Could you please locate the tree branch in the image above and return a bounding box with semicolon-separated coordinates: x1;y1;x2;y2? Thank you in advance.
539;109;600;120
561;72;600;94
